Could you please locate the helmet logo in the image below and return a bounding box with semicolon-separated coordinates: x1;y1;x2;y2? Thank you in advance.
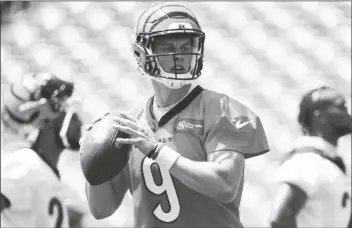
168;23;192;30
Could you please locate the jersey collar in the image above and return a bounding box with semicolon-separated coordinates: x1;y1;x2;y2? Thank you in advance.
293;136;337;158
146;85;204;132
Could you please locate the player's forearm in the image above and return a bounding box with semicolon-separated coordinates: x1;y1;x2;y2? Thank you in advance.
270;216;297;228
169;155;241;203
269;183;306;228
85;173;127;219
269;198;298;228
86;183;118;219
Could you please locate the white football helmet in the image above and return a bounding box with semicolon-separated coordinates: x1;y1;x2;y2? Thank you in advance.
131;2;205;89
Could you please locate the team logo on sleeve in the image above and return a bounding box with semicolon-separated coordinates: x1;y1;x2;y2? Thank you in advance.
175;119;203;134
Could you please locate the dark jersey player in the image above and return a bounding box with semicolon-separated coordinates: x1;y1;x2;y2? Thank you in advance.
85;2;270;227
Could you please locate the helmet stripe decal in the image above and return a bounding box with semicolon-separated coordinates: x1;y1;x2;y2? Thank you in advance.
10;84;27;102
142;4;198;33
3;105;39;124
149;11;200;32
142;5;165;32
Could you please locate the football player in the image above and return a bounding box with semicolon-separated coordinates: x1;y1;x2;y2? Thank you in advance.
1;73;85;227
85;2;270;227
269;86;351;228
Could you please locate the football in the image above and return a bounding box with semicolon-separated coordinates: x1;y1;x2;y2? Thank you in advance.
79;112;132;186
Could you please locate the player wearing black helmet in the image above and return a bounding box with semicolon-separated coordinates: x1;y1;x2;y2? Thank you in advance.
269;86;351;228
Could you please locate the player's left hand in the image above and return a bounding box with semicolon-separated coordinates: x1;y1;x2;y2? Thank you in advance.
112;112;158;156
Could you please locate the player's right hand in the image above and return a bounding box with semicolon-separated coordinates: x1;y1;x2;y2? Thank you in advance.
112;112;159;156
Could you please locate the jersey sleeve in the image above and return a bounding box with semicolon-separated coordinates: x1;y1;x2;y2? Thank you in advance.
277;153;322;197
204;95;270;159
1;150;33;210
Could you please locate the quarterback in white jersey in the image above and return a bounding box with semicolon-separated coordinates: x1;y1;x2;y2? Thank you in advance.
1;73;83;227
269;86;351;228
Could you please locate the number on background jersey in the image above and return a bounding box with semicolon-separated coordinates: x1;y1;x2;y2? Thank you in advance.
342;192;350;208
142;157;180;223
49;197;63;228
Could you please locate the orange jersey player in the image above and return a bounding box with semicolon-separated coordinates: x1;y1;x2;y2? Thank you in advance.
85;2;270;227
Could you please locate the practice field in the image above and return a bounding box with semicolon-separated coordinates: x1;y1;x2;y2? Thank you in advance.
1;2;351;227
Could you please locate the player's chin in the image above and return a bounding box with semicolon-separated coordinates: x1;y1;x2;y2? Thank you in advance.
168;69;188;75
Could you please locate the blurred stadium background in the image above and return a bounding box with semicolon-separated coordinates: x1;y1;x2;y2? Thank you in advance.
1;1;351;227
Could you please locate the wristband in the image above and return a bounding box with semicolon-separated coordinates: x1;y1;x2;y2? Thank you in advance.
154;145;181;171
151;143;163;160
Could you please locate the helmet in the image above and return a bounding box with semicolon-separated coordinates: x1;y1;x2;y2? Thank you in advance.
131;2;205;89
298;86;351;136
1;72;74;138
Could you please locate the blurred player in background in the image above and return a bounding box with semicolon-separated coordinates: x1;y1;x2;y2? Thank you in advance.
0;1;31;26
1;2;115;227
85;2;269;227
0;73;85;227
1;2;33;149
269;86;351;228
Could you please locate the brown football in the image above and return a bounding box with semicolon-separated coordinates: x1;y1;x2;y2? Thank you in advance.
79;113;131;186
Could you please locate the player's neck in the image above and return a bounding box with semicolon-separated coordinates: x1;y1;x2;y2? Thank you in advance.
152;81;192;108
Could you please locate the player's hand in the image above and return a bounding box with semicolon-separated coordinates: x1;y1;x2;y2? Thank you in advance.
112;112;158;156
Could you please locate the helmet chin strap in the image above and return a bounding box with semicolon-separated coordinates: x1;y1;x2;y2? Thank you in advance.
151;76;192;89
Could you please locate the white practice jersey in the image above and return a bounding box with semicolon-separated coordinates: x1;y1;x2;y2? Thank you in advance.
277;136;351;228
1;148;69;227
